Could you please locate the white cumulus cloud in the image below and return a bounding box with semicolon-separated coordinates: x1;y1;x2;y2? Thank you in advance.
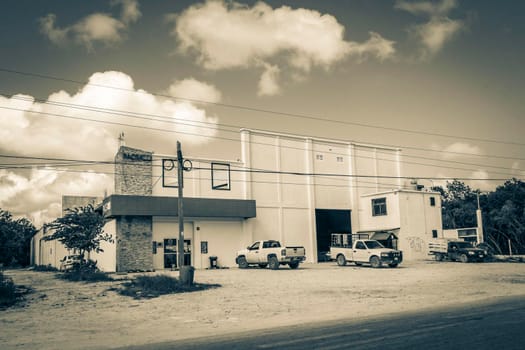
39;0;141;50
441;142;481;159
395;0;464;59
170;0;395;95
0;71;221;225
167;78;222;103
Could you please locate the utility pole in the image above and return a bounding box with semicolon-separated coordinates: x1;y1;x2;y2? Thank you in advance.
476;193;484;244
176;141;194;285
176;141;185;270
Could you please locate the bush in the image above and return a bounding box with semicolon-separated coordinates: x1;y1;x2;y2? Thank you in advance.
117;274;220;299
58;270;114;282
33;265;59;272
0;272;17;308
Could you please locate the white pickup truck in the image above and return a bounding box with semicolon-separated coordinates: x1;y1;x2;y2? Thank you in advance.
330;234;403;268
236;240;306;270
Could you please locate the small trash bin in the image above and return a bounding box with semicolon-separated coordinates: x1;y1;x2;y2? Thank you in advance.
209;256;218;269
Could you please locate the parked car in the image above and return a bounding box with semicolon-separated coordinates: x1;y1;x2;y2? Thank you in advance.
236;240;306;270
59;255;85;272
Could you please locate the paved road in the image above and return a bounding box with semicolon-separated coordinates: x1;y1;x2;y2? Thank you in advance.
122;297;525;350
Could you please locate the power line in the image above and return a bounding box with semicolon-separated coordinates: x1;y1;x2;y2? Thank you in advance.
1;66;524;147
1;105;523;178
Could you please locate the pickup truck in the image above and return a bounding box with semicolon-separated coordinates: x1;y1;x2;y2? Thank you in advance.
236;240;306;270
428;239;487;262
330;234;403;268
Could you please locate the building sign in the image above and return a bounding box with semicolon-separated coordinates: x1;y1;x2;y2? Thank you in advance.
122;152;152;162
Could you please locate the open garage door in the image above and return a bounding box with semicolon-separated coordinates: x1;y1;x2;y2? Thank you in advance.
315;209;351;262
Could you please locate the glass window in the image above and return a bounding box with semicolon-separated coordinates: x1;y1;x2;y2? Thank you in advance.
372;197;387;216
432;230;438;238
430;197;436;206
355;241;366;250
249;242;260;250
211;162;231;190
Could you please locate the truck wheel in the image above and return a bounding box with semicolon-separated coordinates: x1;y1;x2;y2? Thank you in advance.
268;256;280;270
370;256;382;268
388;263;398;268
289;261;300;269
258;264;268;268
435;254;444;261
459;254;469;263
336;254;347;266
237;256;248;269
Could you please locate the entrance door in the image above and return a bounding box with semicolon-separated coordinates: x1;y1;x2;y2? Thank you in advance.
315;209;352;262
163;238;192;268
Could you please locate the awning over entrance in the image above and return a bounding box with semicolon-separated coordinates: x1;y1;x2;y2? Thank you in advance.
357;228;400;241
102;195;256;219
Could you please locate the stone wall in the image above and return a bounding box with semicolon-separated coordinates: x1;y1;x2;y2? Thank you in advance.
114;146;153;195
116;216;154;272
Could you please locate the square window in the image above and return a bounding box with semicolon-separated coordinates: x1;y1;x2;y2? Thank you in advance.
316;154;323;160
336;156;344;162
211;163;231;190
372;197;387;216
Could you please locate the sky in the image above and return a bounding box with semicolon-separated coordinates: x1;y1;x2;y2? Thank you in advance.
0;0;524;227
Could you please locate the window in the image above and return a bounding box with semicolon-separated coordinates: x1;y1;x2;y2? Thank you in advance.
355;241;366;250
316;154;324;160
432;230;438;238
249;242;260;250
372;197;387;216
211;163;231;190
430;197;436;206
336;156;344;162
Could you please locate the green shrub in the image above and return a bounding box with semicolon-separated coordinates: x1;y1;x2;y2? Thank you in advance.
33;265;59;272
117;274;220;299
58;270;114;282
0;272;17;307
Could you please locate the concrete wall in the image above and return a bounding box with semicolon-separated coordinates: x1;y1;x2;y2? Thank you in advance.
91;219;117;272
360;190;442;260
241;129;400;262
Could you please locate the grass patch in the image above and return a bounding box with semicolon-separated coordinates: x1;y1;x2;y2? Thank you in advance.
58;270;114;282
0;271;31;309
116;274;220;299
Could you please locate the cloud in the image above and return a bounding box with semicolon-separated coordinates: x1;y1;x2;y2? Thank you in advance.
395;0;464;59
39;0;141;50
167;78;222;103
0;168;112;227
0;70;220;225
258;64;281;97
170;0;395;95
441;142;481;159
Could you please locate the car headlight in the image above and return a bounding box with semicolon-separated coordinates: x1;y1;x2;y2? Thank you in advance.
468;251;475;255
381;252;390;257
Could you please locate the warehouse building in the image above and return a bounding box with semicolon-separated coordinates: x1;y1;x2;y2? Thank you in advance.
33;129;443;271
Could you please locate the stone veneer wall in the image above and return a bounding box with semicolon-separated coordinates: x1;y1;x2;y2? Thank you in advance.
114;146;152;195
116;216;154;272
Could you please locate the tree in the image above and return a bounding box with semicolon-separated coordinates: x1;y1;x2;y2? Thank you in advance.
439;180;478;229
43;204;113;262
0;209;37;267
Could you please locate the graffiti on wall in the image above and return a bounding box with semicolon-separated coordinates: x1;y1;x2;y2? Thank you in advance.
406;236;425;252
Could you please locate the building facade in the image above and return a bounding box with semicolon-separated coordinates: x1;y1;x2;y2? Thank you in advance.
33;129;445;272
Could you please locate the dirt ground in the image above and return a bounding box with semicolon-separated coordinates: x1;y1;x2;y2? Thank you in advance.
1;260;525;350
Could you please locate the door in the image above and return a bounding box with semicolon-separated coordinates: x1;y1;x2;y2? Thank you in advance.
353;241;369;262
246;241;261;263
164;238;178;268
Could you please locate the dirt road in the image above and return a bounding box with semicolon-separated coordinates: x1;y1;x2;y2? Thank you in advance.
1;261;525;350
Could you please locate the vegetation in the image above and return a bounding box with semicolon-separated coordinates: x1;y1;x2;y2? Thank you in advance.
32;265;59;272
0;271;17;307
43;204;113;264
0;209;37;267
116;275;220;299
436;179;525;254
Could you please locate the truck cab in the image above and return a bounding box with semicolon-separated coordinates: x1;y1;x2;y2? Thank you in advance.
236;240;306;270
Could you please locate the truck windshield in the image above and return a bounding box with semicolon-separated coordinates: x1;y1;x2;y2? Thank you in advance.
364;240;385;249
